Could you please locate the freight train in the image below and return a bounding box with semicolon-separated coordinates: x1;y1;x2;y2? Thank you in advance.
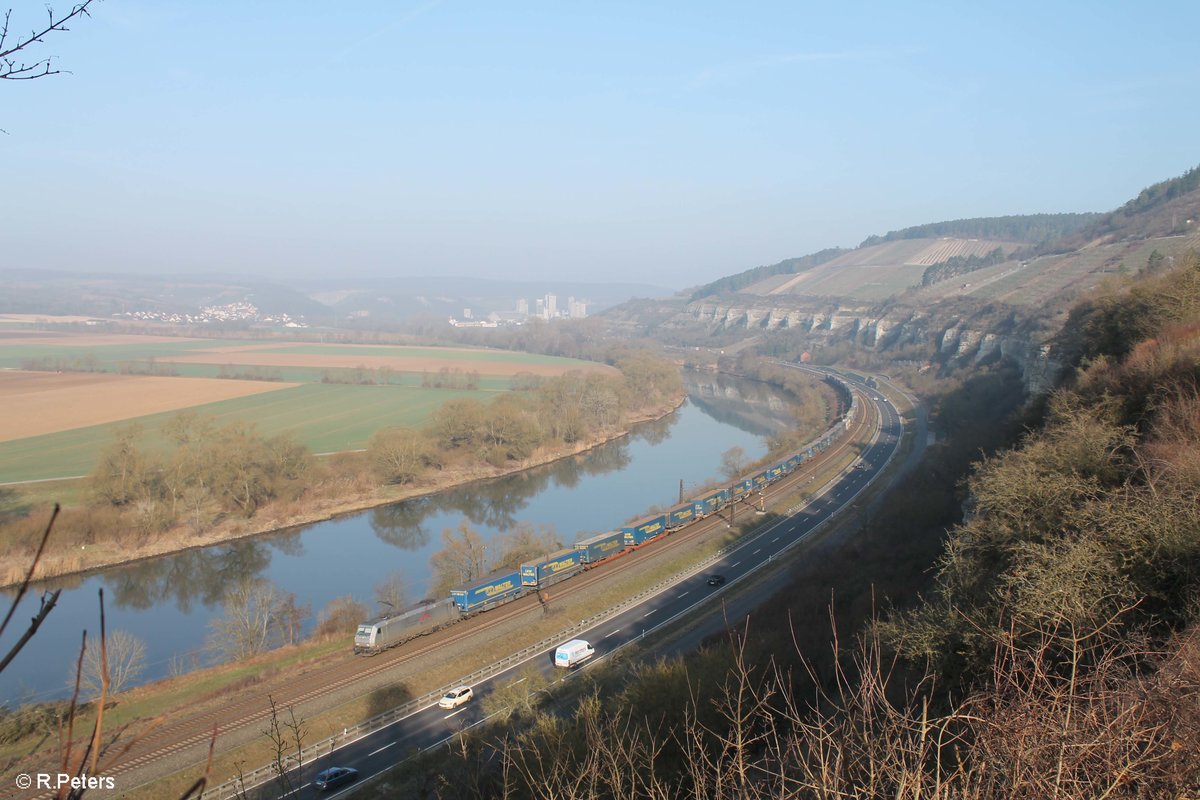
353;381;859;654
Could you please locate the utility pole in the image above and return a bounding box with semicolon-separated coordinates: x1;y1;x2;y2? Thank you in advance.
679;479;684;505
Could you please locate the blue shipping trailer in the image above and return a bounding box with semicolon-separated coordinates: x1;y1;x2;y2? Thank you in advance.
667;501;701;529
622;513;668;547
521;548;583;587
698;488;730;516
575;530;625;564
767;464;784;481
451;568;523;613
752;471;770;490
731;478;754;499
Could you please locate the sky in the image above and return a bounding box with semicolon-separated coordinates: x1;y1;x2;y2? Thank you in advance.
4;1;1199;291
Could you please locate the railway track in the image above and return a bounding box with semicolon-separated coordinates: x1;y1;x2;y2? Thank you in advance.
5;390;877;799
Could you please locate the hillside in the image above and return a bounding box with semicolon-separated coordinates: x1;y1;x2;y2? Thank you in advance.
605;165;1200;391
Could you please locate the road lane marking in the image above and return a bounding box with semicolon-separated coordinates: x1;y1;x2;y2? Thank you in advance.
605;629;620;637
731;561;740;567
753;548;761;555
444;708;467;719
643;609;657;617
679;591;689;598
369;742;396;756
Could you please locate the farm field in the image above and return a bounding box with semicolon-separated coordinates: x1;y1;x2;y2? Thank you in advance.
0;382;494;483
0;370;297;441
916;231;1200;308
0;331;610;483
746;237;1018;301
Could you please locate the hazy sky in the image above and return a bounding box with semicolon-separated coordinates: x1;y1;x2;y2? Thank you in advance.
5;1;1198;291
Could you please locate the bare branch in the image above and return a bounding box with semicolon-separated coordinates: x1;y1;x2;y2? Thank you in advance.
0;504;61;674
0;1;96;81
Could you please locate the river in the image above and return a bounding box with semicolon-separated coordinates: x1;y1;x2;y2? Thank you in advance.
0;372;799;705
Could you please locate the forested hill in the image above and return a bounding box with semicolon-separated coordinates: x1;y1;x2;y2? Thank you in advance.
859;213;1100;247
1043;164;1200;252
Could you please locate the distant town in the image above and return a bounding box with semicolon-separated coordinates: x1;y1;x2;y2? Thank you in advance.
110;292;588;330
116;301;309;327
448;292;588;328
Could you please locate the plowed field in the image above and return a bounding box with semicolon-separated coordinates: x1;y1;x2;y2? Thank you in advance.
0;370;295;442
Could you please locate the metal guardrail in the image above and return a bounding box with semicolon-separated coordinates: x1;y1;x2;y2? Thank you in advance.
199;375;867;800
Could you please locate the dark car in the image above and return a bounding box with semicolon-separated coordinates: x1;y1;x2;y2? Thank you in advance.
706;574;725;586
314;767;359;791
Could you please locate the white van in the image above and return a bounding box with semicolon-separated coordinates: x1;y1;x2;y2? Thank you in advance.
554;639;595;668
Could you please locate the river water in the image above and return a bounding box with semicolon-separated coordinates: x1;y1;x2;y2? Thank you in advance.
0;373;798;705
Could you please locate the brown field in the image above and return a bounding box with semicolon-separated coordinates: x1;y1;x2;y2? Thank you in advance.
0;370;297;442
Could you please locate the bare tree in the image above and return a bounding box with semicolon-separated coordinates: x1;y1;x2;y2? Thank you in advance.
207;578;283;661
720;446;747;480
430;521;489;596
373;570;408;616
1;1;97;81
76;628;145;698
263;695;308;798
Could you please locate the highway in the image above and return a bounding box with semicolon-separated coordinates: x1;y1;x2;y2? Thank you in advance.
231;374;904;800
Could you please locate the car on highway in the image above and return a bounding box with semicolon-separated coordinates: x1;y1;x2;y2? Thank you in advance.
439;685;474;709
314;766;358;791
706;574;725;586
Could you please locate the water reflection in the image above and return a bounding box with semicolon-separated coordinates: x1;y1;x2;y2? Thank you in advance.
683;372;799;437
629;411;676;445
106;540;273;612
370;503;431;550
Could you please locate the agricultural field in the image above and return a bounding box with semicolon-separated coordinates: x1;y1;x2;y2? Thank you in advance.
743;238;1018;302
915;230;1200;309
0;371;297;441
0;329;612;483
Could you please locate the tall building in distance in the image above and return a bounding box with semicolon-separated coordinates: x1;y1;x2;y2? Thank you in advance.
509;292;587;322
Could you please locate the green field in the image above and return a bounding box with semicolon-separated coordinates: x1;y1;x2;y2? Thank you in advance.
0;382;495;483
0;334;610;483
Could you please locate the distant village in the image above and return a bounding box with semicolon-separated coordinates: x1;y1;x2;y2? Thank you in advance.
449;292;588;328
112;292;587;330
115;301;308;327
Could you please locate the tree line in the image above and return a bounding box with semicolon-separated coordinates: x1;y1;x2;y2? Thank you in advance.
920;245;1007;286
859;212;1100;247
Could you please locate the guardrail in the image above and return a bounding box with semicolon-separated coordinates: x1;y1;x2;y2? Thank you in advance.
199;373;869;800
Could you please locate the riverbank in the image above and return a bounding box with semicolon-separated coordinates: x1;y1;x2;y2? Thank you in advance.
1;393;687;588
